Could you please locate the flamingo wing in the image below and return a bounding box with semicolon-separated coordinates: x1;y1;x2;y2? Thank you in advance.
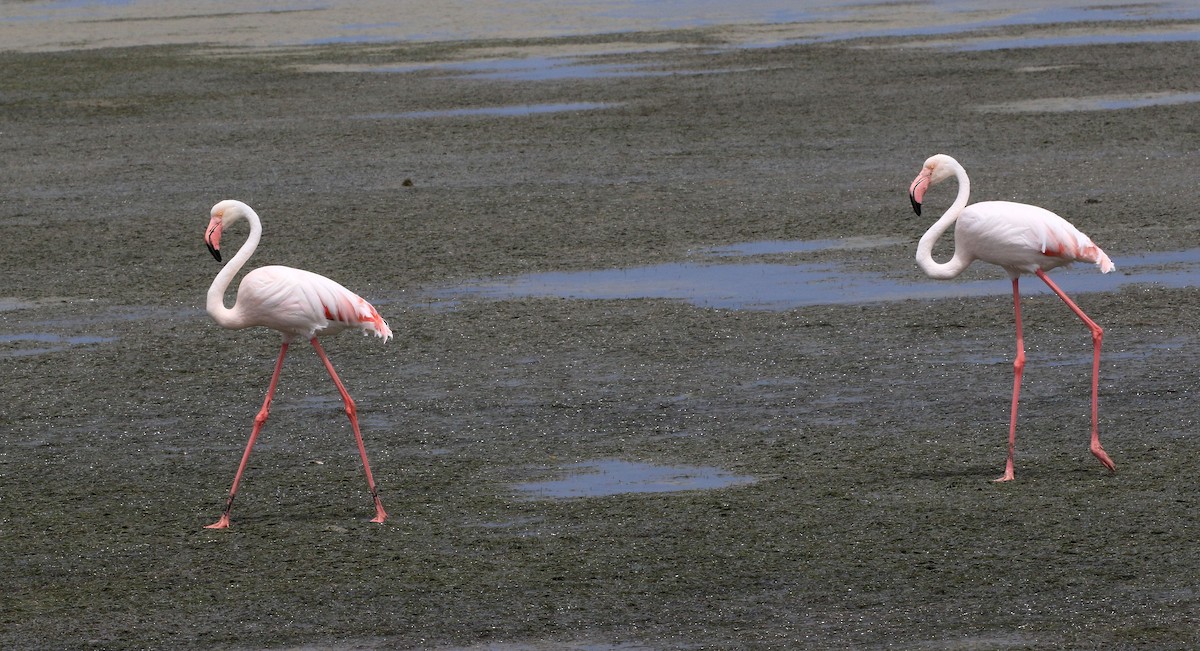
235;265;392;341
957;201;1113;276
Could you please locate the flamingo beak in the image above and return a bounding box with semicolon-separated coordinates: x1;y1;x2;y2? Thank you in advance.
205;216;223;262
908;172;930;216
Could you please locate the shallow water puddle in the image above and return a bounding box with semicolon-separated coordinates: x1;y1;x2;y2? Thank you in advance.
978;91;1200;113
332;54;755;82
0;298;37;311
437;241;1200;311
516;459;756;499
357;102;617;119
441;641;658;651
704;236;908;256
947;27;1200;51
394;56;653;81
871;4;1200;50
0;332;117;357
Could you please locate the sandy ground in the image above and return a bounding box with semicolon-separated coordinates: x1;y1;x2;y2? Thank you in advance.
3;6;1200;651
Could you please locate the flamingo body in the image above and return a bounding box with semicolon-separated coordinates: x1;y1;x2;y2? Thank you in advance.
953;200;1114;277
202;199;390;528
219;264;392;342
908;154;1116;481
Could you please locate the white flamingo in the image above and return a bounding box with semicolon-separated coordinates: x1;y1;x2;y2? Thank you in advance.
203;199;391;528
908;154;1117;481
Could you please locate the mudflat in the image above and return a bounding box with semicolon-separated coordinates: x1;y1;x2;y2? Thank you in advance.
2;14;1200;651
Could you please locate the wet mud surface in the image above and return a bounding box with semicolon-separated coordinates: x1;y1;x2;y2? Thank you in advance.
3;22;1200;650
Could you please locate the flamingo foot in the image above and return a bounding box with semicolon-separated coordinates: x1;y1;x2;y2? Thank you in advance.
370;506;387;524
993;458;1016;482
1091;444;1117;474
205;515;231;529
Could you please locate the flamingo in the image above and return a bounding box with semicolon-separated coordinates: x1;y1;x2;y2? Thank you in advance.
908;154;1117;482
203;199;391;528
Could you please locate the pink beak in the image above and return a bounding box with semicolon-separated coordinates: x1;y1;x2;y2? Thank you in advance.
909;171;931;215
205;216;223;262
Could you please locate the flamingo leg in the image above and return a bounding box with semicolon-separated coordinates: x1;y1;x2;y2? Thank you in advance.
206;342;290;529
310;337;388;524
997;278;1025;482
1035;269;1116;474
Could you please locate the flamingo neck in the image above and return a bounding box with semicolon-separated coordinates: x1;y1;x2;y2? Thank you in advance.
207;209;262;330
915;161;974;280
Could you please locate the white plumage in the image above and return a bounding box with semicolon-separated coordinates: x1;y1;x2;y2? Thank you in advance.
908;154;1116;482
954;200;1114;277
201;199;390;528
227;265;392;341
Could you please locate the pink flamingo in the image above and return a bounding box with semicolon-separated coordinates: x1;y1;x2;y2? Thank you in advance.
203;199;391;528
908;154;1117;482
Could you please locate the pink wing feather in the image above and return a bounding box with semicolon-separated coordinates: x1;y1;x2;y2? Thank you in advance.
957;201;1114;276
233;265;392;342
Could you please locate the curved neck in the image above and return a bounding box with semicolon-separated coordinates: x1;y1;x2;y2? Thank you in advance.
206;210;261;329
915;162;973;280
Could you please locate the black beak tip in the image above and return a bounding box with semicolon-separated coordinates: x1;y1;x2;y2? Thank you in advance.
207;242;222;262
909;194;922;216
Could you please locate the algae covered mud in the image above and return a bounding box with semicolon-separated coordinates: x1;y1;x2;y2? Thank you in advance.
3;1;1200;649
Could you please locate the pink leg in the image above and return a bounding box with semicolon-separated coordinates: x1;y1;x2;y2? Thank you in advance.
1035;269;1116;474
996;278;1025;482
310;338;388;524
206;342;290;529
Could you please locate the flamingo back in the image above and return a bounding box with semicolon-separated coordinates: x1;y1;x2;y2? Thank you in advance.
956;201;1114;277
233;265;393;342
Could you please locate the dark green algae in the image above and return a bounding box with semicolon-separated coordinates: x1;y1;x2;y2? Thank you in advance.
2;27;1200;650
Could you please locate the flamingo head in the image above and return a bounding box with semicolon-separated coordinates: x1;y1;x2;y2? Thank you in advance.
908;154;959;216
205;199;252;263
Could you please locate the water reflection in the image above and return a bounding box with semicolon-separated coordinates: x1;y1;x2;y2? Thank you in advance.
334;55;753;82
516;459;756;499
0;332;117;357
949;29;1200;52
437;240;1200;311
356;102;617;119
416;57;655;81
978;91;1200;113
